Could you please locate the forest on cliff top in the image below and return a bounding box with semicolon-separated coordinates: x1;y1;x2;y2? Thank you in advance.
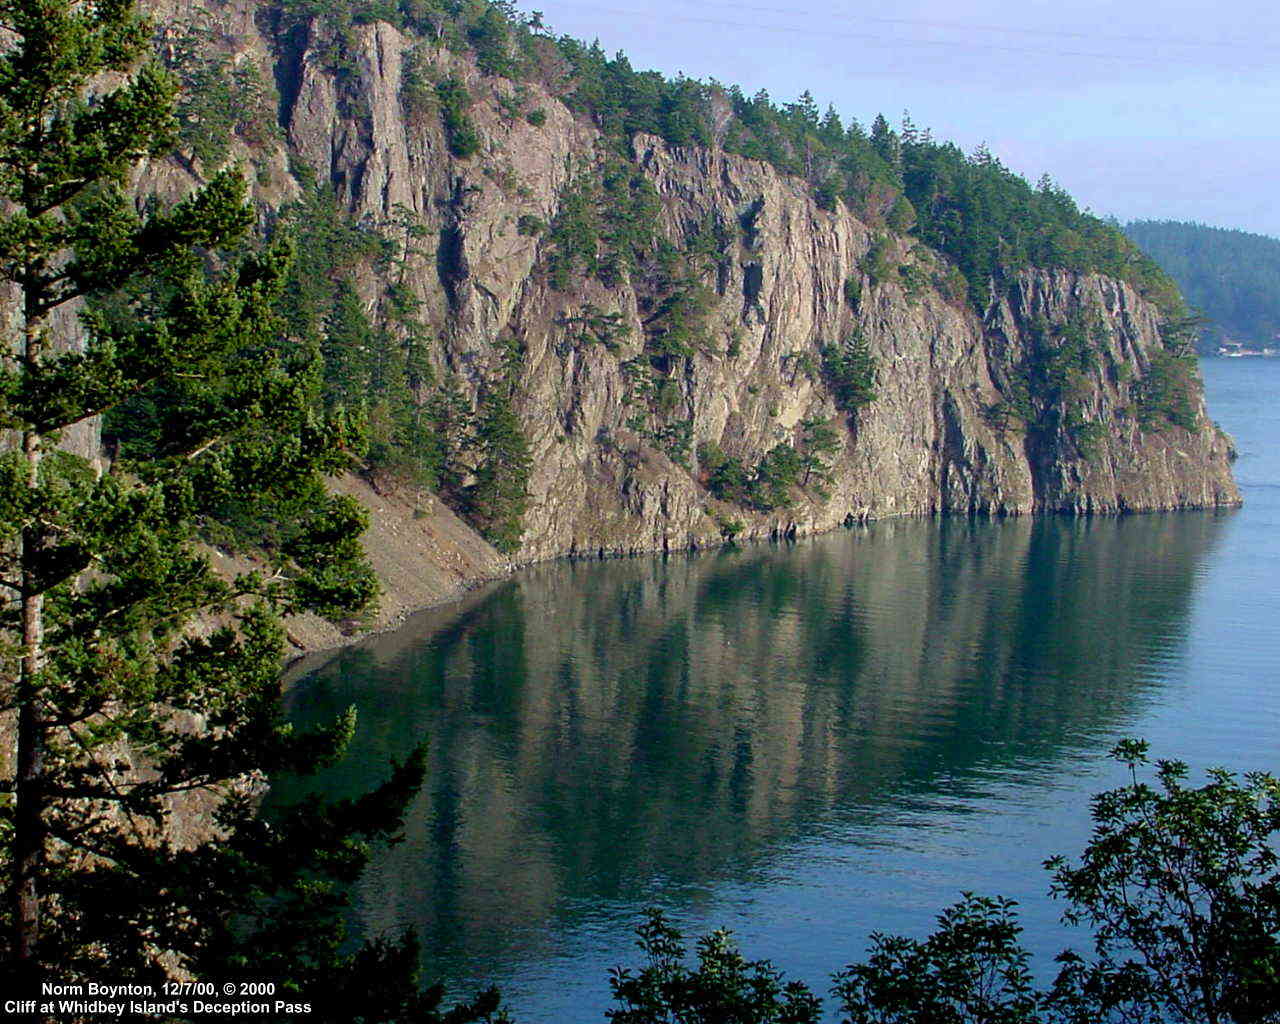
0;0;1249;1017
179;0;1181;315
148;0;1206;553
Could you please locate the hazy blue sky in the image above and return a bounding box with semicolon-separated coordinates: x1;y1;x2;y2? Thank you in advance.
537;0;1280;235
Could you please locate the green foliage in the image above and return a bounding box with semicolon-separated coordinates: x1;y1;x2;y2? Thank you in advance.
277;1;1185;322
1045;741;1280;1024
1125;220;1280;353
546;160;660;290
1068;417;1107;461
610;743;1280;1024
558;304;628;350
266;0;1193;343
858;235;898;286
648;280;715;358
799;417;841;488
268;191;445;495
710;509;744;541
814;178;839;211
822;333;878;414
276;185;388;348
437;77;481;158
785;350;819;380
989;312;1111;450
698;442;751;507
322;279;376;409
607;909;822;1024
834;895;1039;1024
399;45;437;126
0;4;504;1016
465;383;532;553
165;26;280;168
699;441;803;511
656;419;693;468
1138;349;1200;432
754;443;804;509
899;139;1176;313
467;1;515;76
885;193;916;233
517;213;546;236
526;107;547;126
427;375;475;494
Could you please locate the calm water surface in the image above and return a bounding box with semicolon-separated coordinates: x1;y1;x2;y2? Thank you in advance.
282;358;1280;1021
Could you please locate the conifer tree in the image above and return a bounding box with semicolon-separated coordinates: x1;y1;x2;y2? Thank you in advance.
466;384;531;554
323;278;376;409
799;417;841;487
0;1;501;1016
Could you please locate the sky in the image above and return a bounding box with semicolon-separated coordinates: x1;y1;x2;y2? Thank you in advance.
533;0;1280;236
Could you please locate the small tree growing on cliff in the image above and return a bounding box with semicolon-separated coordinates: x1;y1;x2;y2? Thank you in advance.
466;382;532;553
822;331;878;415
0;0;502;1016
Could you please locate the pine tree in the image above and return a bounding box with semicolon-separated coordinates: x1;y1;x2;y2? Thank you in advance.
466;384;531;553
322;278;375;410
799;417;841;487
870;114;901;173
0;1;501;1016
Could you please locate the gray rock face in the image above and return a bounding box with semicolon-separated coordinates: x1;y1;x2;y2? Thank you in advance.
142;3;1241;566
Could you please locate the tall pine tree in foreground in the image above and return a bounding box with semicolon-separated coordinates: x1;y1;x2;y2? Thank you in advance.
0;1;501;1018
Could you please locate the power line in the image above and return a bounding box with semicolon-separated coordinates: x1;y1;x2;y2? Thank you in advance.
685;0;1269;52
543;0;1280;73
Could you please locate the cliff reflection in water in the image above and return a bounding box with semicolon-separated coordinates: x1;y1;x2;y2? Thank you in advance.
281;511;1225;986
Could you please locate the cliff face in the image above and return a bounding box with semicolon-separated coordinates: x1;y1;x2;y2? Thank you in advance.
143;2;1239;571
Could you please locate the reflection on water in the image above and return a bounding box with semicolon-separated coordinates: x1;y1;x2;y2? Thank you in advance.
281;506;1229;1014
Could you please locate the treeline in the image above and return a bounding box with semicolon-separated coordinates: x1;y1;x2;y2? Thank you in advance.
153;0;1199;555
268;0;1183;317
1125;219;1280;352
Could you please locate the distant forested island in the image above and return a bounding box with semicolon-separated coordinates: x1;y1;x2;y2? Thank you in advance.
1125;220;1280;356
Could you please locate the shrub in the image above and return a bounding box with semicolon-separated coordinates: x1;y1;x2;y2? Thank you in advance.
436;77;481;158
885;193;916;233
1138;349;1199;432
517;213;546;236
609;910;822;1024
821;332;878;413
168;28;281;168
611;742;1280;1024
858;235;897;286
400;48;437;125
463;385;531;552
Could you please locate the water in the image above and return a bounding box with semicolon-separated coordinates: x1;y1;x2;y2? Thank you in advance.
282;357;1280;1021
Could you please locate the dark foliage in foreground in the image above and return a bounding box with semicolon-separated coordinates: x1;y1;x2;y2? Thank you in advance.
606;742;1280;1024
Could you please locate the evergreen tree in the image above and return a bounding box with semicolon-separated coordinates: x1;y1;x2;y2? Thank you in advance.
799;417;841;487
1125;219;1280;353
870;114;901;173
429;375;475;494
822;333;879;414
466;383;531;553
322;278;375;409
0;0;501;1016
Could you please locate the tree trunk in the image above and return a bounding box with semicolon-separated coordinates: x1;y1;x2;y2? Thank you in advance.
10;304;45;971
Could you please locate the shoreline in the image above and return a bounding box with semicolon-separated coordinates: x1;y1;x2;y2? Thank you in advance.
282;496;1244;675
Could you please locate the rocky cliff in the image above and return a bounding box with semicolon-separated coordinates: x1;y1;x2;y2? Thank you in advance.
143;1;1239;580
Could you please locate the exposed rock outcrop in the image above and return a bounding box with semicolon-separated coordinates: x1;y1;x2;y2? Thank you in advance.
144;2;1238;590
